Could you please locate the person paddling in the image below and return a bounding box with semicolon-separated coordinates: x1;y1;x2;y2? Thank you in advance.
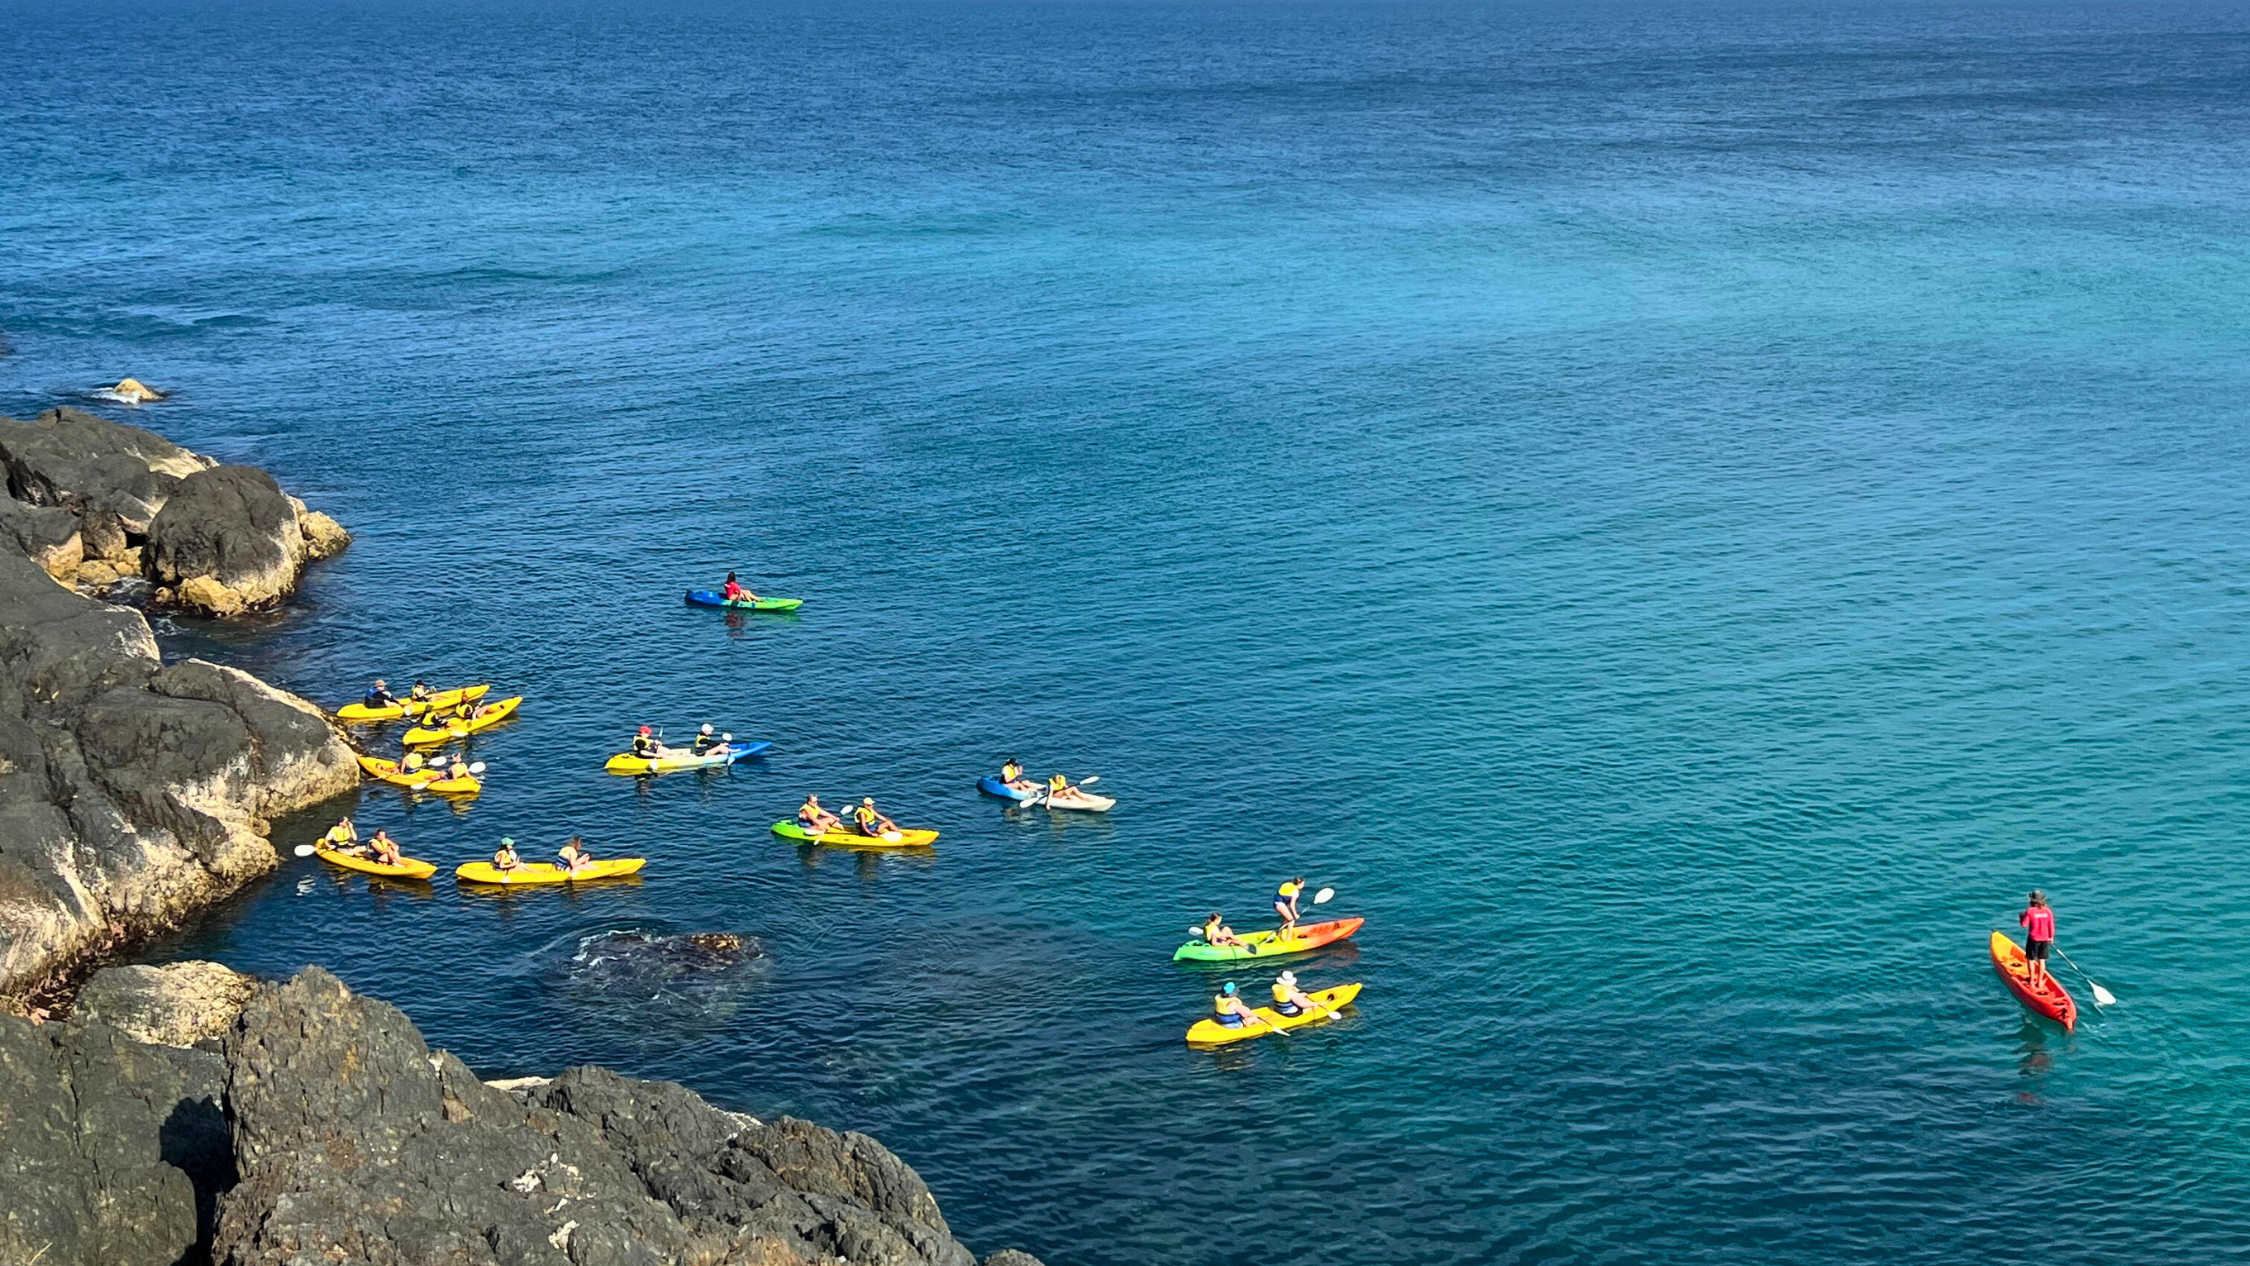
722;571;759;604
1271;970;1339;1020
492;837;522;873
1211;982;1275;1033
368;829;403;867
1274;877;1307;936
557;836;596;874
320;816;360;854
691;724;724;755
2020;890;2058;990
1201;912;1246;949
631;726;665;761
1000;758;1037;793
798;794;843;834
854;797;902;839
408;680;433;704
363;680;397;710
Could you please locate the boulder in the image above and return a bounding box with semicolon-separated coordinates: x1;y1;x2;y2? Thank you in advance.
112;377;166;404
0;1012;232;1266
0;495;81;582
0;407;209;532
75;960;256;1048
144;465;305;615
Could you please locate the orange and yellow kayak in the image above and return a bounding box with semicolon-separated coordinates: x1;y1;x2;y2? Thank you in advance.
1990;931;2076;1029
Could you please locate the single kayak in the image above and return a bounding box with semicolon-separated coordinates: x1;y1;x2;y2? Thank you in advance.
605;740;773;775
1044;789;1115;813
354;753;481;796
685;590;804;612
1990;930;2077;1029
977;776;1041;802
402;695;523;746
455;858;647;885
1174;917;1365;963
314;844;437;881
770;820;939;849
336;683;489;722
1186;982;1363;1046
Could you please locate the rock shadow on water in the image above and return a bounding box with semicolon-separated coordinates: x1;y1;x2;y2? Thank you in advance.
555;928;773;1044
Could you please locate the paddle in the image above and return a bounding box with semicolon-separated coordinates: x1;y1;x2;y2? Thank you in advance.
2056;946;2118;1007
292;844;317;857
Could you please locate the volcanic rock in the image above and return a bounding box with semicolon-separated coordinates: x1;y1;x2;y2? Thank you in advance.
75;960;257;1049
112;377;167;403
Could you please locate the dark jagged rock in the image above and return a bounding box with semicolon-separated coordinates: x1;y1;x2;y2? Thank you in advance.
145;464;348;615
0;495;81;580
0;1012;232;1266
0;440;358;1009
203;967;1047;1266
0;407;209;535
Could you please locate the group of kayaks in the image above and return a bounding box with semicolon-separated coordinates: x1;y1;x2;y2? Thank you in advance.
310;837;648;886
337;682;521;797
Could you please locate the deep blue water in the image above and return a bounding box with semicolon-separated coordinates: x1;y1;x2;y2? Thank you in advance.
9;0;2250;1261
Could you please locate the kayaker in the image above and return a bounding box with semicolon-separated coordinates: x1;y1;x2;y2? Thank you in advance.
320;816;359;854
630;726;665;760
854;797;901;839
557;836;595;874
1211;982;1271;1032
1271;970;1336;1020
799;794;844;834
493;837;521;872
722;571;758;603
1274;877;1306;935
400;750;430;775
408;680;433;703
368;830;403;867
1201;912;1246;949
2020;890;2058;990
363;680;397;709
691;724;722;755
445;755;473;784
1000;758;1037;792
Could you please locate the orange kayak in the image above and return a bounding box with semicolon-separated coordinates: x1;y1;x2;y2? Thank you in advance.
1990;930;2076;1029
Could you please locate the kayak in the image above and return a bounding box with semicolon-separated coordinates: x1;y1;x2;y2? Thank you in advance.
1173;917;1365;963
1044;789;1115;813
455;858;647;885
315;844;437;880
336;683;489;722
605;740;773;775
977;776;1041;802
1990;930;2076;1029
354;753;482;796
685;590;804;613
770;820;938;849
1186;982;1363;1046
401;695;523;746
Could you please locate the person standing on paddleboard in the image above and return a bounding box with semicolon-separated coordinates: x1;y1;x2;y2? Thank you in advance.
2020;890;2057;990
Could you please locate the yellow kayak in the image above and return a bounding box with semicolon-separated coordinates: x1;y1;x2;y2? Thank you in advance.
335;683;490;722
314;844;437;880
401;695;522;746
454;858;646;885
1185;982;1363;1046
354;753;482;796
770;821;938;849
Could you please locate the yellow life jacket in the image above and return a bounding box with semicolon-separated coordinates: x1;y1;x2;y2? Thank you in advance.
1272;982;1294;1005
1213;993;1235;1015
1048;774;1068;791
1002;762;1022;781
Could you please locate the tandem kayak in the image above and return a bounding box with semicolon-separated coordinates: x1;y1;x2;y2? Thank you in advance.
354;753;481;796
1174;917;1365;963
1991;930;2076;1029
605;740;773;775
336;683;489;722
401;695;523;746
1186;982;1363;1046
770;820;938;849
314;844;437;881
455;858;647;885
978;776;1041;802
685;590;804;613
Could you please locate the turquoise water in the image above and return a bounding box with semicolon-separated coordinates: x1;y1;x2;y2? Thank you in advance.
9;0;2250;1260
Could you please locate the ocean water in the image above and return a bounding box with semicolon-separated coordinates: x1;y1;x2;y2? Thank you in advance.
8;0;2250;1260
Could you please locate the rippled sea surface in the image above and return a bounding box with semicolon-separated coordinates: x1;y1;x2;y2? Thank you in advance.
9;0;2250;1260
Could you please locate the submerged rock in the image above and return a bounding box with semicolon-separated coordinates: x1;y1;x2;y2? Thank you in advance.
563;930;771;1039
110;377;166;404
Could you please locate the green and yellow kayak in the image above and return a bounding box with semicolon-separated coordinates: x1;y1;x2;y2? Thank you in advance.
770;821;938;849
454;858;646;885
1173;917;1364;962
1185;982;1362;1046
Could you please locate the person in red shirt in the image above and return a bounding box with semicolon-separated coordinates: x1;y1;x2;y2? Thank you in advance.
721;571;759;604
2020;890;2057;990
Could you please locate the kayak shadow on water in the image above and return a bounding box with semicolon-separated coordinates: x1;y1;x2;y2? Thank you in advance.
453;875;647;904
1171;941;1362;976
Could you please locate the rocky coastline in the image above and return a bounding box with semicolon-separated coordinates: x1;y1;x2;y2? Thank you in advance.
0;407;1054;1265
5;962;1046;1266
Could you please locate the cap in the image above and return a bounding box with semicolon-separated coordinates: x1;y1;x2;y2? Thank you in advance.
1221;982;1237;995
638;726;652;736
500;837;514;846
700;724;713;734
1277;971;1298;987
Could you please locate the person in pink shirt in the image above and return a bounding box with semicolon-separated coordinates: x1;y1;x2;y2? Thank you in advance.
2020;890;2057;990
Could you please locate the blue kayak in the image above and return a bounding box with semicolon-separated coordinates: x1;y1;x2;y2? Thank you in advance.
685;590;803;612
978;776;1041;802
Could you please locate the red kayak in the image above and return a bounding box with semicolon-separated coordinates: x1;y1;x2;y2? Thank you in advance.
1990;931;2076;1029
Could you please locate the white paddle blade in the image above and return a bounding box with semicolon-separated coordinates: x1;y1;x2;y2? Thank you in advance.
2093;984;2118;1007
1079;775;1100;787
1314;887;1335;904
1189;926;1207;936
292;844;316;857
468;762;487;774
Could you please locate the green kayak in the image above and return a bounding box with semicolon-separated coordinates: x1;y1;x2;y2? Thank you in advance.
685;590;804;612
